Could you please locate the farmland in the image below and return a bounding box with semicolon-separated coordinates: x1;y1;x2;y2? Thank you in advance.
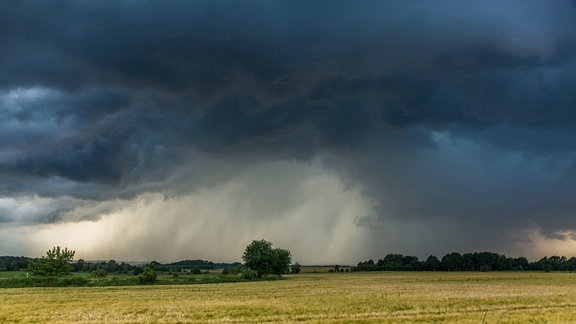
2;272;576;323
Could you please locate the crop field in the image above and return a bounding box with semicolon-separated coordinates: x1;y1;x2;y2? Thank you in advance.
2;272;576;323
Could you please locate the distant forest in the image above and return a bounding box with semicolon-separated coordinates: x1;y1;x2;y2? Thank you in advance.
0;256;241;274
354;252;576;272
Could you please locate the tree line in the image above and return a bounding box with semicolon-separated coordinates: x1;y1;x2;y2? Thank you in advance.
0;239;291;283
354;252;576;272
0;256;242;275
0;240;294;288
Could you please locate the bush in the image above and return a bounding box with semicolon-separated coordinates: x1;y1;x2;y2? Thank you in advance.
241;268;259;280
263;274;281;280
291;263;301;274
101;276;138;286
138;264;157;284
223;267;242;275
55;276;89;287
91;269;108;278
0;276;90;288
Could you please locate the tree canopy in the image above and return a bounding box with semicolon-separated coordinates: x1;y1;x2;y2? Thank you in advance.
28;246;75;276
242;239;292;278
354;252;572;272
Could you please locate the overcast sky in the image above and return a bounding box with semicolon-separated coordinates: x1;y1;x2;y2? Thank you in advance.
1;1;576;264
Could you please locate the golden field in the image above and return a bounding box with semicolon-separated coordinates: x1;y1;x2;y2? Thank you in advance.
2;272;576;323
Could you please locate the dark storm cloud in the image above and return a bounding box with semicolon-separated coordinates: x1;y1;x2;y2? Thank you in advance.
2;0;576;253
15;132;138;183
3;1;573;93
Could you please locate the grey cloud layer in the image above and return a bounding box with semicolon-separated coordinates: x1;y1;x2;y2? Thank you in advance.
1;1;576;247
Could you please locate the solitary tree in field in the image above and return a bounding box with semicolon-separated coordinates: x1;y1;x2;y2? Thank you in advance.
137;263;157;284
28;246;75;276
242;239;292;278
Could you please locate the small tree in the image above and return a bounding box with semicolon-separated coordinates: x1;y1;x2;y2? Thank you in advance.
28;246;75;276
291;262;302;274
138;263;157;284
242;239;292;278
271;247;292;275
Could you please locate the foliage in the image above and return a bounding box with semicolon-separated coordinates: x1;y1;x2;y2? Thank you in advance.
291;262;301;274
0;256;32;271
28;246;75;276
241;268;259;280
242;239;273;277
91;269;108;278
73;259;137;274
271;247;292;275
354;251;575;272
137;264;157;284
136;259;242;272
0;276;89;288
222;266;242;275
424;255;441;271
242;239;292;278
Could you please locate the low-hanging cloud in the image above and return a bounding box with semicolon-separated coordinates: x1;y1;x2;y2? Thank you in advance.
1;1;576;261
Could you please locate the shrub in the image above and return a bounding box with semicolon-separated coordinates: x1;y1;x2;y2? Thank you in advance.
138;264;157;284
91;269;108;278
291;263;301;274
241;268;259;280
56;276;89;287
264;274;281;280
103;276;138;286
223;267;242;275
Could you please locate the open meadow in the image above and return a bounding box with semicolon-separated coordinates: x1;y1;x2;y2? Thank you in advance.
2;272;576;323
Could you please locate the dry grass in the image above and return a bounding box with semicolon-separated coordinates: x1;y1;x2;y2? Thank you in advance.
2;272;576;323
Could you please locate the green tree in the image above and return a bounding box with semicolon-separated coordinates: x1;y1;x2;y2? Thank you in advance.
441;252;464;271
138;263;157;284
291;262;302;274
242;239;292;278
28;246;75;276
271;247;292;275
425;255;441;271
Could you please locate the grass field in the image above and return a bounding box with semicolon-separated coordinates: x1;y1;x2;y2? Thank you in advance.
2;272;576;323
